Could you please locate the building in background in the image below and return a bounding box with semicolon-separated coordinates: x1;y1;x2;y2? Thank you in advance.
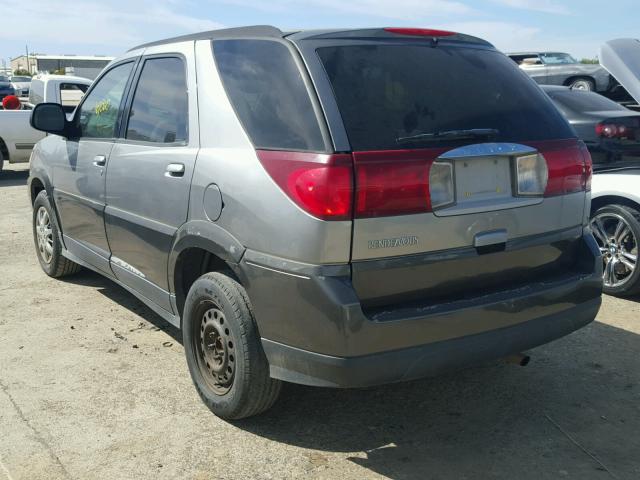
10;54;114;80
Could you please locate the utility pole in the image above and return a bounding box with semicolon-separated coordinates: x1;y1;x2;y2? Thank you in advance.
25;44;30;74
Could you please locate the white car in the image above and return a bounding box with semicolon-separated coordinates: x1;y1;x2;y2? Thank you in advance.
10;75;32;98
588;39;640;296
0;74;91;174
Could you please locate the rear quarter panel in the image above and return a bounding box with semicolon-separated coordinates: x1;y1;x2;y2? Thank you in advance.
190;40;351;265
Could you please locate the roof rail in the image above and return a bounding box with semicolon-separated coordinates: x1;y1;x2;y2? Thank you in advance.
128;25;284;52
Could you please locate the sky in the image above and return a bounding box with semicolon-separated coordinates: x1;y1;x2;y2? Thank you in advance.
0;0;637;67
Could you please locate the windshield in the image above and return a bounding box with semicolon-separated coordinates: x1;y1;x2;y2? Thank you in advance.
548;90;629;113
11;76;30;82
0;76;9;82
317;44;574;150
540;53;578;65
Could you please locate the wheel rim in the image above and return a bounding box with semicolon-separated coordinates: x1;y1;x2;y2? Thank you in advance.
35;206;54;264
591;212;638;288
572;80;590;90
195;303;236;395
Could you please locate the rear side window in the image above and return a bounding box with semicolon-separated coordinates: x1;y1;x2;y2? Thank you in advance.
126;57;188;144
213;39;325;152
317;45;575;151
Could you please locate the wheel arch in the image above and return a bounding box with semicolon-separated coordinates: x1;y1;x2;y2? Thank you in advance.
169;220;246;319
591;194;640;215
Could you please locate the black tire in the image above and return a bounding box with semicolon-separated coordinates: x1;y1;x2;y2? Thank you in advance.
32;190;81;277
0;149;4;176
569;77;595;91
183;272;281;419
590;204;640;297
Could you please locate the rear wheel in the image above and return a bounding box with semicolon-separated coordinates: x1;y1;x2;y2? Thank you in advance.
590;204;640;297
32;190;81;277
569;78;595;91
183;272;281;419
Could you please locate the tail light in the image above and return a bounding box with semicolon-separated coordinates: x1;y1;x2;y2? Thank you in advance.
257;150;353;221
353;149;445;218
543;140;590;196
579;142;593;192
595;122;630;139
258;140;589;222
515;154;548;196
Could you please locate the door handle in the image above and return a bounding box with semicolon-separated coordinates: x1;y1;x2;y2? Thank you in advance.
93;155;106;167
165;163;185;177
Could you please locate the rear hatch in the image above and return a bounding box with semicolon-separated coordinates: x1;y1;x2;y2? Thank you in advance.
296;29;592;311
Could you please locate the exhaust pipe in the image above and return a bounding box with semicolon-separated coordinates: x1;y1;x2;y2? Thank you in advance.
505;353;530;366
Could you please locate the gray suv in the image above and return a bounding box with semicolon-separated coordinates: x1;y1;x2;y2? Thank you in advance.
28;26;602;419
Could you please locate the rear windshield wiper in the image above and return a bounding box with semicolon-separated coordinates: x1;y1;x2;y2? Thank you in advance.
396;128;500;144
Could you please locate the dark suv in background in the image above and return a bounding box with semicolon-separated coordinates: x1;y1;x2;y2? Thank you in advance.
29;26;602;419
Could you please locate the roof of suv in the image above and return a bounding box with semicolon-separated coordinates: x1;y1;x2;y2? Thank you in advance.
129;25;493;51
507;51;570;56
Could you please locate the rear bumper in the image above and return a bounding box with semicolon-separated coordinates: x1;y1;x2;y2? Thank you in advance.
262;298;600;387
239;230;602;387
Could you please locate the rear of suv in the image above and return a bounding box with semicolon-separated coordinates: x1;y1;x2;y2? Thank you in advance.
28;26;602;419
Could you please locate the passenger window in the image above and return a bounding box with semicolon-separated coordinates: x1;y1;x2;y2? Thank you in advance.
59;83;89;113
125;57;188;144
77;62;134;139
213;39;325;152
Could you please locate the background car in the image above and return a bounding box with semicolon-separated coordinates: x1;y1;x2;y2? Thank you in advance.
543;85;640;296
0;75;16;101
10;75;32;98
508;51;610;92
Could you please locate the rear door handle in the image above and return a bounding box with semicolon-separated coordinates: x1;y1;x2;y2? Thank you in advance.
93;155;106;167
165;163;185;177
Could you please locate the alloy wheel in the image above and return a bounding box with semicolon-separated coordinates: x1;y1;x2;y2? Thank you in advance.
591;212;638;288
35;206;54;264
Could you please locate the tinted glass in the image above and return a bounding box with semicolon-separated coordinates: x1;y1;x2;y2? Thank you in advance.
78;62;133;139
11;76;31;82
126;57;188;144
213;39;324;152
548;90;628;113
0;76;9;82
540;52;577;65
317;45;574;151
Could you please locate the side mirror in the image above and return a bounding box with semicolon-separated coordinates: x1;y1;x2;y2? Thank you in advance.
30;103;70;136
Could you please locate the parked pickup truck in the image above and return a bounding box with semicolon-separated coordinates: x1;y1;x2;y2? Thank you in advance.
0;74;90;174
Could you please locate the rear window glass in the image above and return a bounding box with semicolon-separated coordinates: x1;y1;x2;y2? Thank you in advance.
317;45;575;151
547;90;629;113
213;39;325;152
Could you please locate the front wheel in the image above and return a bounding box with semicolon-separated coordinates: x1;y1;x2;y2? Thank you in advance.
590;204;640;297
183;272;281;419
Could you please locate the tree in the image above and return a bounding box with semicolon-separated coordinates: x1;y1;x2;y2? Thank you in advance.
12;68;32;76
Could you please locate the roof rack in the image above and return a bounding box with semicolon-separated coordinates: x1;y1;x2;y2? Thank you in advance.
128;25;284;52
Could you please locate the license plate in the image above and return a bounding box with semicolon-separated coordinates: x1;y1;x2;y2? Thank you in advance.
455;156;512;204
